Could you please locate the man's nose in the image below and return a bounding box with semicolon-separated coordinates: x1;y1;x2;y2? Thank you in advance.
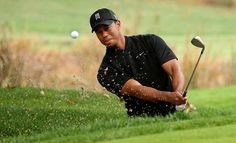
101;30;109;38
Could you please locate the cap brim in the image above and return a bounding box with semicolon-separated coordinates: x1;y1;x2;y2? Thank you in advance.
91;20;114;33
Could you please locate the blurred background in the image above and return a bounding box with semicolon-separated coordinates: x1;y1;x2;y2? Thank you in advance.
0;0;236;91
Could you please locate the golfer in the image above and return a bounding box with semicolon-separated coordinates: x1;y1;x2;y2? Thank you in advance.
90;8;187;116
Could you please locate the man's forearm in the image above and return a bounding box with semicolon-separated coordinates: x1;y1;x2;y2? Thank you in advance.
172;70;185;92
120;79;186;105
121;82;170;102
162;59;185;93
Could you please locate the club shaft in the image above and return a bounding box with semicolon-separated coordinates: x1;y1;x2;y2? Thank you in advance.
183;49;204;97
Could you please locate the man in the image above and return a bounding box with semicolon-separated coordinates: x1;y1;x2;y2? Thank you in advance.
90;8;187;117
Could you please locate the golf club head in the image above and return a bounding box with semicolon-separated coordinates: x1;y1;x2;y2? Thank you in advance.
191;36;205;53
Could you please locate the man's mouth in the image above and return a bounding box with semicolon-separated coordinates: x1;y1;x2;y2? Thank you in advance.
104;38;112;44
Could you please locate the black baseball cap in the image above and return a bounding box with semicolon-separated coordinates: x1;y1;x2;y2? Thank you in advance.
90;8;118;33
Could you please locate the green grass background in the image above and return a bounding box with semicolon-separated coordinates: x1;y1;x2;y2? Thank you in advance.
1;0;236;35
1;0;235;57
99;124;236;143
1;86;236;142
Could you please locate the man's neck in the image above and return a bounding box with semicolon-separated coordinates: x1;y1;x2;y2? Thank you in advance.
116;34;126;50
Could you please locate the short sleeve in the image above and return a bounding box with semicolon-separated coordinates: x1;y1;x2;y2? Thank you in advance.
97;63;130;96
149;35;177;65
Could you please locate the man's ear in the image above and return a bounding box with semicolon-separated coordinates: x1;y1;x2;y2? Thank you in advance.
115;20;121;29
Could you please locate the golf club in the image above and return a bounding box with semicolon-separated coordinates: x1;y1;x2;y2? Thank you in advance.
176;36;205;112
183;36;205;97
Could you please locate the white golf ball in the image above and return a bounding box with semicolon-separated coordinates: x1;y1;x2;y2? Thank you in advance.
40;90;45;96
71;31;79;39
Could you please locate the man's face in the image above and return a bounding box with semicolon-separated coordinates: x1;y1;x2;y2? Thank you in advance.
94;21;120;47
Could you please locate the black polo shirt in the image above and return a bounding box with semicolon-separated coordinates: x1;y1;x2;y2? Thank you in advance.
97;34;177;116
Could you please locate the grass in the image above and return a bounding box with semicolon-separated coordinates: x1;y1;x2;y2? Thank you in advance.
2;0;235;60
0;85;236;142
1;0;236;36
1;0;235;56
99;124;236;143
1;0;236;89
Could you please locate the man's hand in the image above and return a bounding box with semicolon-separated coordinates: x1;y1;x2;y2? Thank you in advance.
167;91;187;105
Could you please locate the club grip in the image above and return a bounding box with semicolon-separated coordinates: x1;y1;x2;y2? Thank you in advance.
183;91;187;97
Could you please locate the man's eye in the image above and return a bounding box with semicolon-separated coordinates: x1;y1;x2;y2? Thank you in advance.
95;29;101;34
104;26;110;31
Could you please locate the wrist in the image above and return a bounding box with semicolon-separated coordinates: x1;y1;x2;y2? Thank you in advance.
166;91;172;100
160;91;172;102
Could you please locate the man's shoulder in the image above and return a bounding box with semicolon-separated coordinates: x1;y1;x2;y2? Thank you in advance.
127;34;158;39
126;34;163;43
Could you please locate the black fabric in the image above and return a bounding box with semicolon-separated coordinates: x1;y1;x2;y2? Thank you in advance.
97;34;177;116
124;96;176;117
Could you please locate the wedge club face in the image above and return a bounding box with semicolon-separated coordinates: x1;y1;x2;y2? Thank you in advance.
191;36;205;48
191;36;205;54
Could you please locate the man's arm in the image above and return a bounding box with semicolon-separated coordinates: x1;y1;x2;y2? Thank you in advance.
162;59;185;93
121;79;186;105
120;59;186;105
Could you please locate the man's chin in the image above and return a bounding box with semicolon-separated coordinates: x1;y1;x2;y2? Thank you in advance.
104;42;115;47
103;39;115;47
